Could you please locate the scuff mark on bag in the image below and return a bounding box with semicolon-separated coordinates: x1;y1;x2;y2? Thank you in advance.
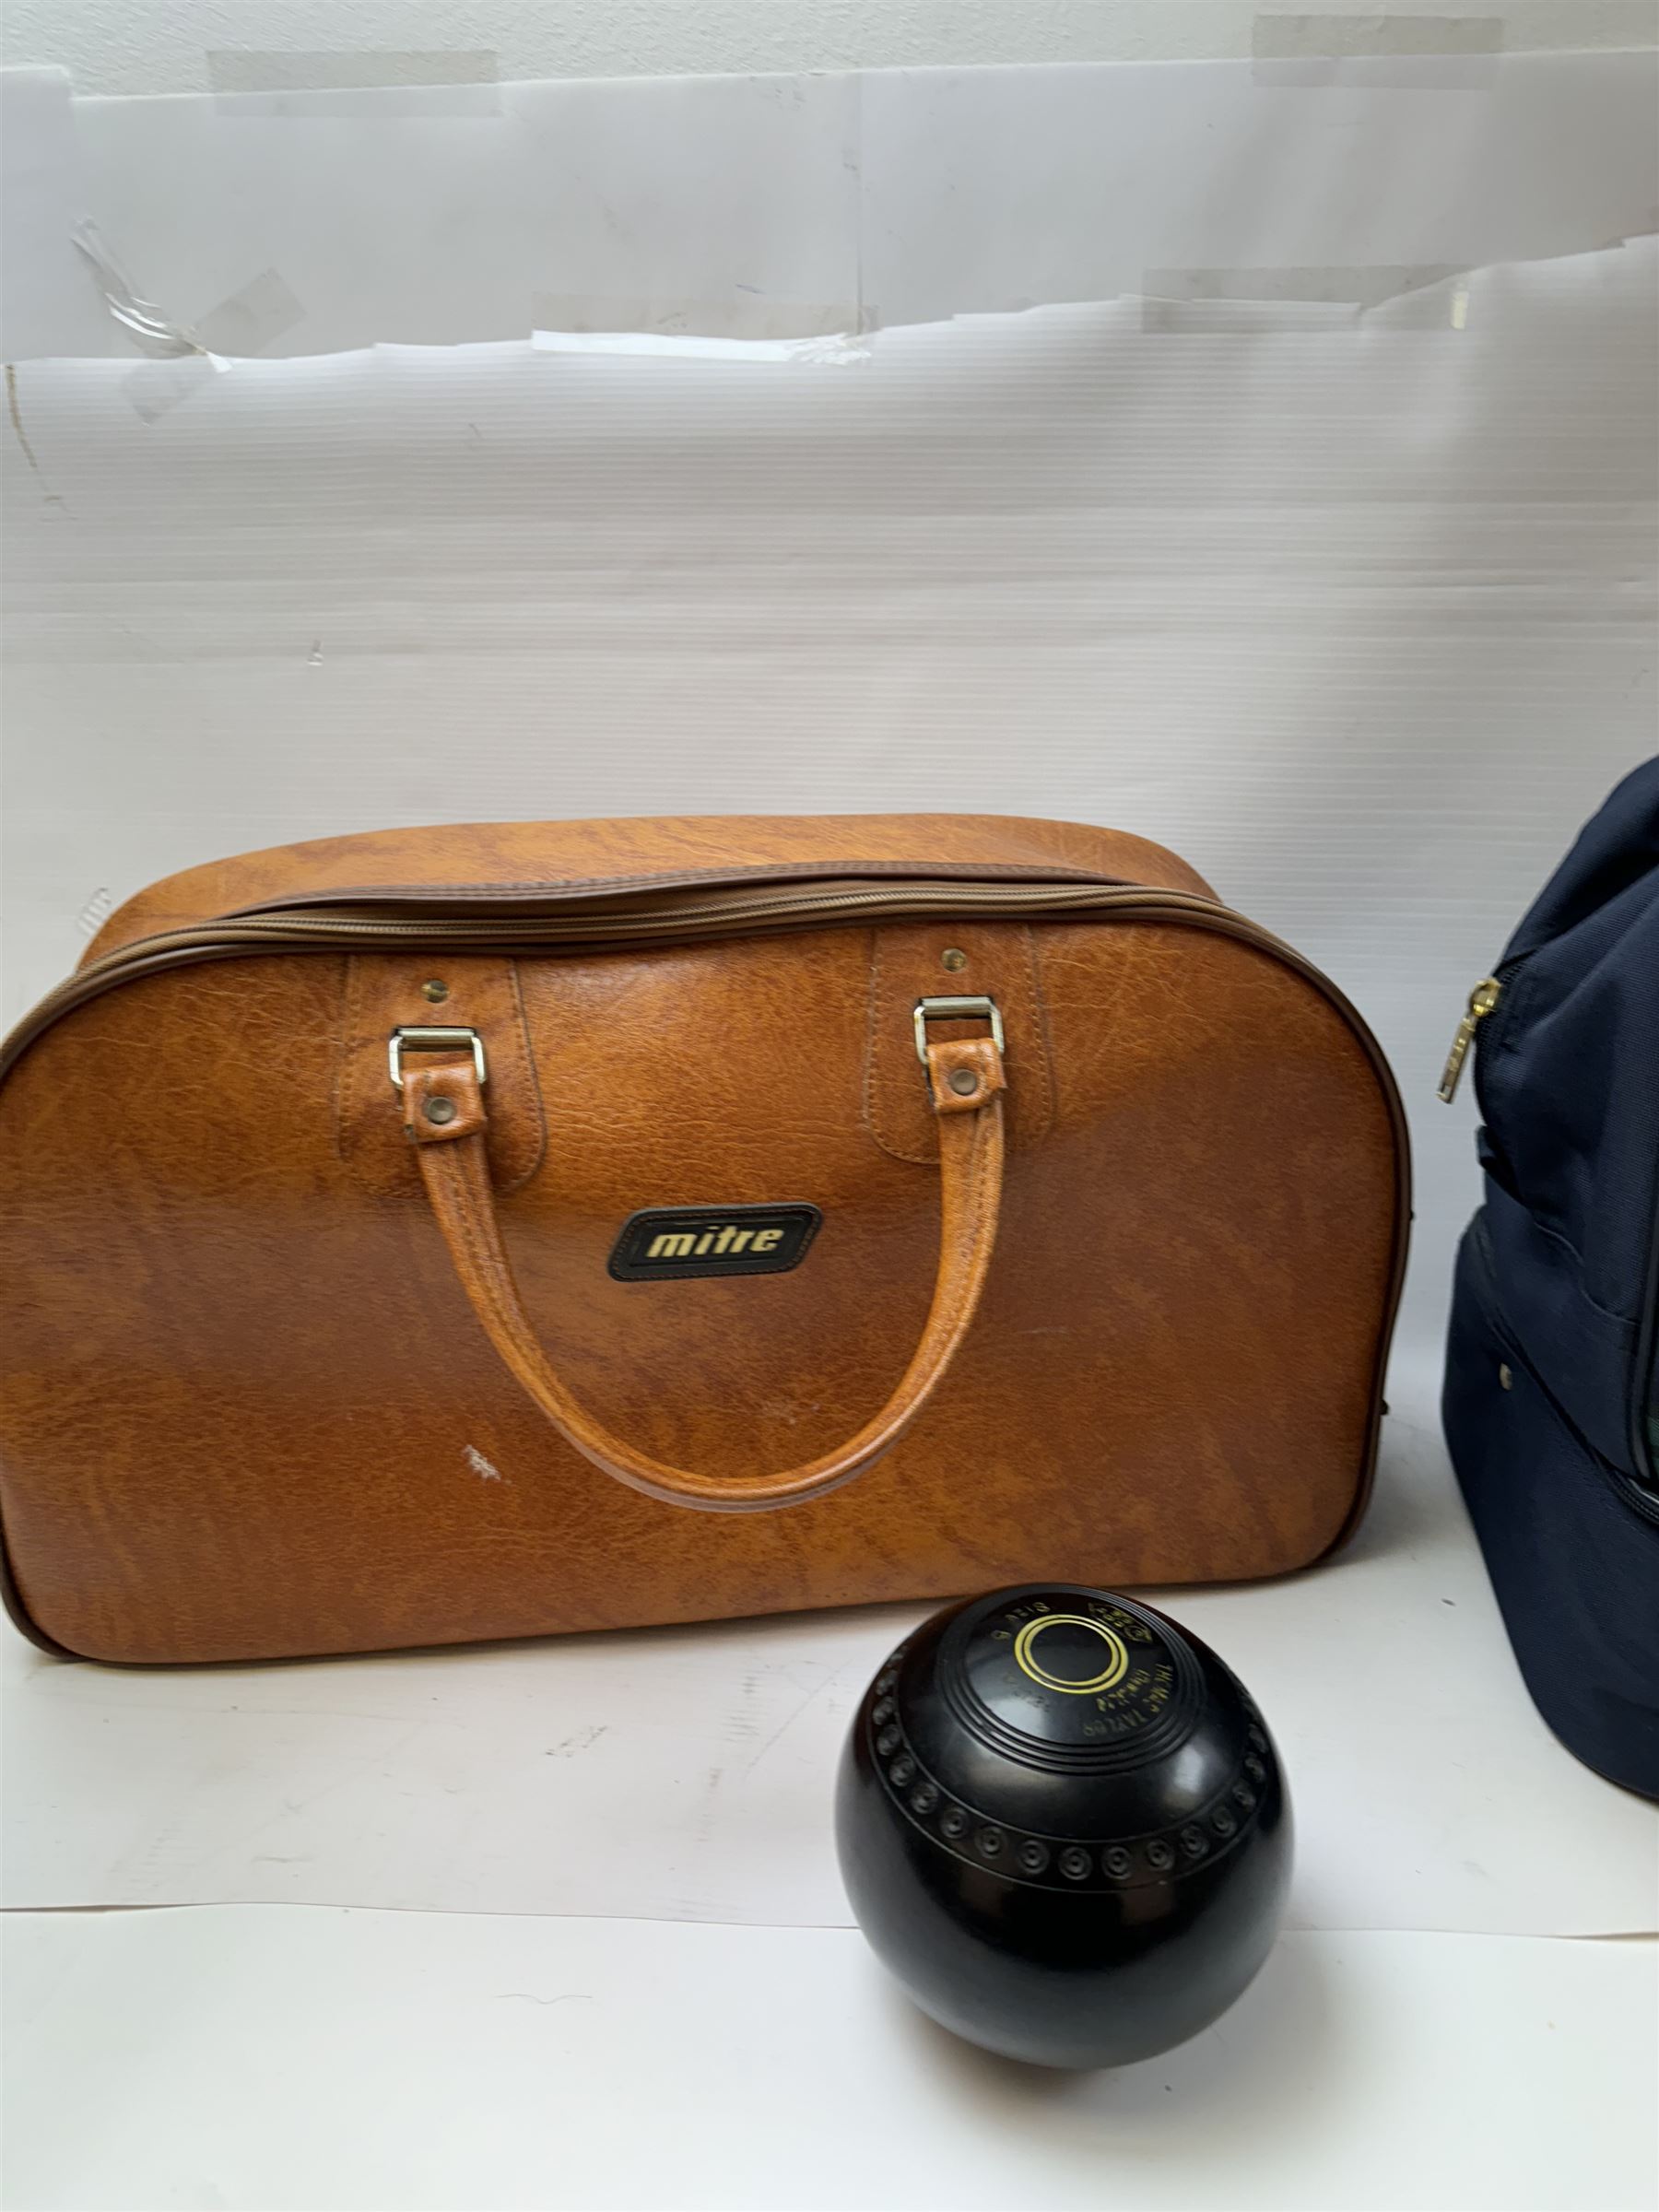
464;1443;505;1483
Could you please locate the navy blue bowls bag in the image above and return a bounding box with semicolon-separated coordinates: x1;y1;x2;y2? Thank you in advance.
1441;758;1659;1798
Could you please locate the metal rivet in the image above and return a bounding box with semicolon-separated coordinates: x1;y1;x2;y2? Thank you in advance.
947;1067;979;1097
941;947;968;972
421;979;449;1003
424;1097;458;1125
1499;1362;1513;1392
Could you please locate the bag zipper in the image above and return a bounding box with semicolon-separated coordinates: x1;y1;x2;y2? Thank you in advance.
1449;948;1659;1499
1437;975;1504;1103
2;877;1376;1084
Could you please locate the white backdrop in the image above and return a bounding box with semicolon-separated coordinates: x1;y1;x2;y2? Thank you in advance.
5;52;1656;1362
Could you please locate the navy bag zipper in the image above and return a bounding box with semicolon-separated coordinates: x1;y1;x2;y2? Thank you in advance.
1446;947;1659;1515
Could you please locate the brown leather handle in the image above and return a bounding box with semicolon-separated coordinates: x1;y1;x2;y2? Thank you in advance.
399;1031;1007;1513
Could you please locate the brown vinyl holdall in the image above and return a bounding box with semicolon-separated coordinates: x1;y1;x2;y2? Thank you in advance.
0;815;1407;1665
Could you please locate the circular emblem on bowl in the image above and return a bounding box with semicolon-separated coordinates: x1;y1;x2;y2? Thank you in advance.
1011;1612;1130;1696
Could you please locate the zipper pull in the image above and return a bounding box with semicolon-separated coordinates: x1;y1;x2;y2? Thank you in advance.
1438;977;1502;1103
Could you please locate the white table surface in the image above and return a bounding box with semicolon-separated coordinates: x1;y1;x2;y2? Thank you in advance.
4;1353;1657;2210
5;1910;1655;2212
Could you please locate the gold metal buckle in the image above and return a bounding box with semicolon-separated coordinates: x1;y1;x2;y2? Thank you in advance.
387;1026;488;1092
912;994;1005;1067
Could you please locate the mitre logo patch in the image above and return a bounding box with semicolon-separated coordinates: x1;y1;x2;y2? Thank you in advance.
607;1204;822;1282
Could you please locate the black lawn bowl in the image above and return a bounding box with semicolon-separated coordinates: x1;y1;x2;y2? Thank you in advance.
835;1584;1292;2068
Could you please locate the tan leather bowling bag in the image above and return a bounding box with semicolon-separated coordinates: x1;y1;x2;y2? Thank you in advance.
0;815;1407;1664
